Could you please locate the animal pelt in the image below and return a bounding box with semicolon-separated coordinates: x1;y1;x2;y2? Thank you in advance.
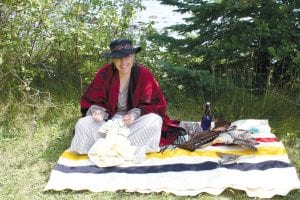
177;119;231;151
212;128;258;151
177;118;258;152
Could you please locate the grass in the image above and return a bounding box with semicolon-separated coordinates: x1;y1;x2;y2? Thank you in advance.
0;89;299;200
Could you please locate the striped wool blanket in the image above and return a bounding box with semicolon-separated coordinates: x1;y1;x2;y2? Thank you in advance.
45;119;300;198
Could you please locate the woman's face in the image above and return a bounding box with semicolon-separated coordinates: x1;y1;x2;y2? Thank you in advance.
112;54;135;76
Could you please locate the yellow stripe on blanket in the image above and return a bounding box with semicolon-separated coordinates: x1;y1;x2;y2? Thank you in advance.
147;146;287;159
61;146;287;161
61;151;89;160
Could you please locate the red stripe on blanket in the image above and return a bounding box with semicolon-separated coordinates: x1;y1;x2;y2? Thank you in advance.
255;138;278;142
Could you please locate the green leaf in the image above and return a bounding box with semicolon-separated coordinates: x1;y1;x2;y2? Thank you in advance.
267;47;277;57
231;35;239;48
224;42;231;49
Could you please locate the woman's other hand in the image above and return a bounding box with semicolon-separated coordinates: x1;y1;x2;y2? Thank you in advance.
92;110;104;122
123;114;135;125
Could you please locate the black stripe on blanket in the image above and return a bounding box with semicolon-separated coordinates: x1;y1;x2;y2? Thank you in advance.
54;160;292;174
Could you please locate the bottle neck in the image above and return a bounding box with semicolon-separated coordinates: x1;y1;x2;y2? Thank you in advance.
204;103;211;115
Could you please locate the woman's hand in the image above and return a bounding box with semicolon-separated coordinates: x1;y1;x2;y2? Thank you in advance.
123;114;135;125
92;110;104;122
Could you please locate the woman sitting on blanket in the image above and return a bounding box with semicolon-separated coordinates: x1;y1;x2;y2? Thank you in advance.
70;38;194;155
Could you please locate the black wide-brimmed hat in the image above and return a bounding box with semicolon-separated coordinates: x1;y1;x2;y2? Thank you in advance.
102;39;141;58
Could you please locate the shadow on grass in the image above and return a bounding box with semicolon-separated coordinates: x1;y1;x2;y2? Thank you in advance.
43;187;300;199
220;187;300;199
42;130;73;163
41;107;79;164
272;189;300;200
43;190;173;199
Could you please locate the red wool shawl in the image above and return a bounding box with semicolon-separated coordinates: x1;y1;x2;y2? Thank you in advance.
80;63;184;146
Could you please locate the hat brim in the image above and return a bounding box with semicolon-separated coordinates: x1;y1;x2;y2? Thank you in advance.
101;47;141;58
